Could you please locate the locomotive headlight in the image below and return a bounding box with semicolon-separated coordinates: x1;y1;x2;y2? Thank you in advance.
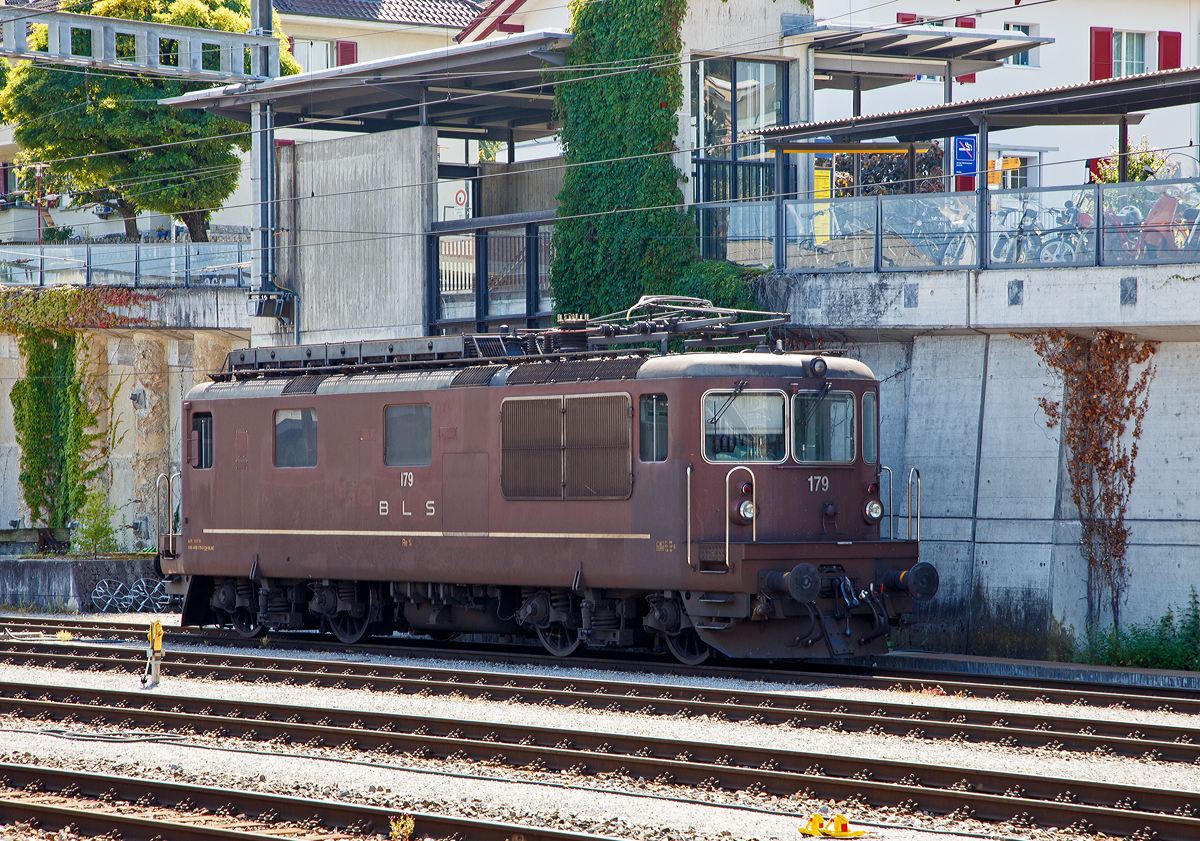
738;499;756;521
864;499;884;522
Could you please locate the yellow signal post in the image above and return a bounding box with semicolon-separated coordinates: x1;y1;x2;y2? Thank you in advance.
142;620;164;689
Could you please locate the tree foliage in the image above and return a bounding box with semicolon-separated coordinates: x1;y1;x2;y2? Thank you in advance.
0;0;300;242
1094;136;1175;183
551;0;699;317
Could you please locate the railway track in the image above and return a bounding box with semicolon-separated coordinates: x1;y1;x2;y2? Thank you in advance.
0;677;1198;839
5;613;1200;713
1;636;1198;763
0;758;620;841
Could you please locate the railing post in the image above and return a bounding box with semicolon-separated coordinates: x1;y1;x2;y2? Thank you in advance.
85;242;92;286
1095;182;1104;267
773;142;785;271
525;223;539;328
874;195;883;274
38;245;44;286
134;241;140;287
475;227;487;332
426;234;439;332
184;244;191;287
976;114;989;270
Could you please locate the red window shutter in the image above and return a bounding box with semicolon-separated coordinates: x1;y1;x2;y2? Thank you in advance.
955;17;976;83
1091;27;1114;81
1159;31;1182;71
287;36;294;53
896;13;918;23
335;40;357;66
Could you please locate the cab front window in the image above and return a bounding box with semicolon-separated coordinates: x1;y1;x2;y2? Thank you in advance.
793;390;855;464
703;391;786;462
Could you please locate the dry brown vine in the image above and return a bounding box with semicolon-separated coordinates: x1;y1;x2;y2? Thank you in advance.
1020;330;1157;637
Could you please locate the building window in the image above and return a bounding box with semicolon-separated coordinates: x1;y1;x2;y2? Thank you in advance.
692;58;786;161
1004;24;1032;66
639;394;668;462
291;40;330;73
1000;156;1031;189
274;408;318;468
385;404;432;466
1113;31;1145;77
191;412;213;469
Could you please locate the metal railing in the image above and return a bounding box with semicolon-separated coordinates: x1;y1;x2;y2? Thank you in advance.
767;176;1200;273
0;241;251;287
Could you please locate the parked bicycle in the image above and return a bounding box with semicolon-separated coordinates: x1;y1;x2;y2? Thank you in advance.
991;200;1043;265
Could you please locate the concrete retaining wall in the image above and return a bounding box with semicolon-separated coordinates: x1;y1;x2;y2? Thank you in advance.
783;262;1200;655
0;557;157;611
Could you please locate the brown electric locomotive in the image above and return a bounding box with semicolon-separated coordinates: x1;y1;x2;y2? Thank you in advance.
161;297;937;663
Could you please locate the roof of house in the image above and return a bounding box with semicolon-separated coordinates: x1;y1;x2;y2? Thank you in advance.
456;0;532;43
275;0;482;28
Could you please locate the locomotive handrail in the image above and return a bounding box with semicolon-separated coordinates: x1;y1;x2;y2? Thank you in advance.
686;464;696;570
879;465;893;540
907;467;921;541
155;472;182;558
725;466;757;572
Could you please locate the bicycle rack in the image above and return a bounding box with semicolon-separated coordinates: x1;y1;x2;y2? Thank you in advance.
155;472;181;558
724;466;757;573
879;465;893;540
907;467;921;541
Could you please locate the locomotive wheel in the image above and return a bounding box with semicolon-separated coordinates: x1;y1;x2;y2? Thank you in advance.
229;608;264;639
327;611;371;644
536;622;581;657
664;629;711;665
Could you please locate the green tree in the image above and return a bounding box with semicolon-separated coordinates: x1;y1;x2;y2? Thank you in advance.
1095;136;1175;183
551;0;698;316
0;0;300;242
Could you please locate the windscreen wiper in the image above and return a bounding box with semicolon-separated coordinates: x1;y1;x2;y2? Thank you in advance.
708;380;748;425
799;381;833;429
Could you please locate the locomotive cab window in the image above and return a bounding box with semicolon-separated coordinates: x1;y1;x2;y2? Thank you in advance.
793;390;855;464
862;392;879;465
385;404;432;466
639;394;668;462
703;390;786;462
274;408;318;467
190;412;213;469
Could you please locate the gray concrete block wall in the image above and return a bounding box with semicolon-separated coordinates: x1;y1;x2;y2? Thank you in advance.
839;326;1200;654
270;126;437;348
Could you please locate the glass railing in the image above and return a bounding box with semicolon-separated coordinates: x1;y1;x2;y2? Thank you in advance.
988;185;1098;267
879;193;978;271
772;176;1200;272
785;196;876;271
437;234;475;322
486;227;527;318
0;241;250;286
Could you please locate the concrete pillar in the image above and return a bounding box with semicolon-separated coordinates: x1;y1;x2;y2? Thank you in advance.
130;333;169;548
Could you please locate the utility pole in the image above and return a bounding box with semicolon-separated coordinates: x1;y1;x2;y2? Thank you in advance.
33;163;47;246
249;0;276;293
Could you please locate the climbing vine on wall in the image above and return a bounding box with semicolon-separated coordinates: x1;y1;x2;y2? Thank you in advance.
3;285;153;528
1021;329;1158;638
551;0;699;316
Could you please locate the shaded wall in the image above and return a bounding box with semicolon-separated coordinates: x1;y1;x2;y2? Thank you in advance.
478;157;565;217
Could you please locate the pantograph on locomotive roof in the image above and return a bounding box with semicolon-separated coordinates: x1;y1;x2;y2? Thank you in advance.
217;297;793;382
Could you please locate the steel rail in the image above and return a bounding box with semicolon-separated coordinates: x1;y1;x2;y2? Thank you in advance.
0;760;622;841
1;678;1198;839
6;614;1200;711
1;638;1197;762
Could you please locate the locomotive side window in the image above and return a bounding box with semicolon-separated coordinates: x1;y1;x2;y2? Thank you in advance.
862;392;879;464
639;394;668;462
384;404;432;466
274;408;318;467
191;412;213;469
793;391;855;464
703;391;786;463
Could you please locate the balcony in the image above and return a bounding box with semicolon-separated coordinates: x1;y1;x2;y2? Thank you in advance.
0;241;251;287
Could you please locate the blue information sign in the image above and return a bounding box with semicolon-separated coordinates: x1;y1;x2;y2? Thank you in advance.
952;135;977;176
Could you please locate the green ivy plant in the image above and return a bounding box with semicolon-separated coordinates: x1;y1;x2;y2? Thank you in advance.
3;285;152;528
74;485;120;557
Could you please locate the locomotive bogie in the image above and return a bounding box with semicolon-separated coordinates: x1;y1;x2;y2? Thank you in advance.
171;347;937;661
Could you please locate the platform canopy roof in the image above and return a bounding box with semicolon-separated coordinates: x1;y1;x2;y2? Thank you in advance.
756;64;1200;146
162;30;571;141
783;17;1052;91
